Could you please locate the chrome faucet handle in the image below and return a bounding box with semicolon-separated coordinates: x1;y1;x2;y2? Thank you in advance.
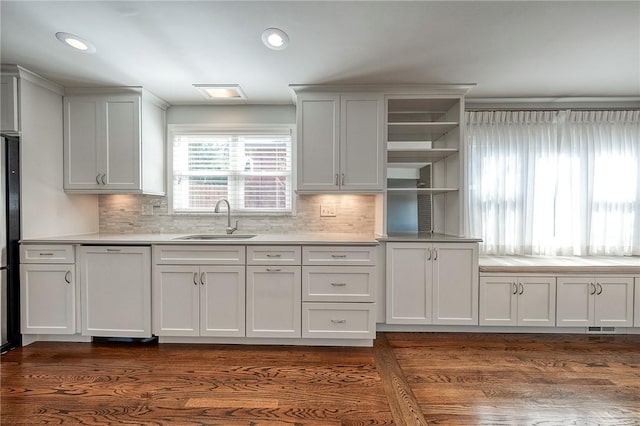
226;220;238;234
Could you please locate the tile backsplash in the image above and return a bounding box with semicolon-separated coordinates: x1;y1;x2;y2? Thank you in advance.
99;194;376;234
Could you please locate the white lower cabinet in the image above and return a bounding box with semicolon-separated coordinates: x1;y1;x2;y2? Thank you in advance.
557;276;634;327
152;245;246;337
301;245;377;339
246;266;301;338
635;278;640;328
20;244;76;335
153;265;245;337
20;264;76;334
80;246;151;338
480;276;556;327
302;302;375;339
386;242;478;325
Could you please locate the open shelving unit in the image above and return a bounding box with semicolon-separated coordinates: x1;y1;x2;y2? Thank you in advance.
383;94;466;236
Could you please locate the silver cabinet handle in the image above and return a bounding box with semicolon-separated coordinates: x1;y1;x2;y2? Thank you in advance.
427;248;432;261
200;272;206;286
590;283;596;295
106;248;121;252
433;248;438;261
335;173;339;186
340;173;345;186
512;282;518;295
518;283;524;295
193;272;198;286
266;268;281;272
330;319;346;324
331;254;347;258
39;252;54;256
331;282;347;287
596;283;603;295
64;271;72;284
266;254;282;258
96;174;101;184
101;174;107;185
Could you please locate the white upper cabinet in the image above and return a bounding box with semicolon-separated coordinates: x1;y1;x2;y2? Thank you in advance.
295;92;384;193
63;88;167;195
1;75;19;133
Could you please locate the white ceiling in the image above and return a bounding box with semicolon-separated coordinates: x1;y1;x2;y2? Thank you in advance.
1;1;639;105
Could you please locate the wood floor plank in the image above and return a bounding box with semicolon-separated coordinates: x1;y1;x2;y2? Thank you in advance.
3;333;640;424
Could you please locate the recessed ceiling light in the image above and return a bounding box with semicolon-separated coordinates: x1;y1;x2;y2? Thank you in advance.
55;32;96;53
193;84;246;100
261;28;289;50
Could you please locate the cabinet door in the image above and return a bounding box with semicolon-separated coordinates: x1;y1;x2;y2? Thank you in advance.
63;96;101;189
246;266;301;338
296;94;340;192
103;96;141;190
635;278;640;328
200;266;245;337
518;277;556;327
20;264;75;334
594;277;634;326
386;243;432;324
556;277;594;326
479;276;517;326
339;94;384;192
1;75;19;132
152;265;199;336
432;243;478;325
80;246;151;338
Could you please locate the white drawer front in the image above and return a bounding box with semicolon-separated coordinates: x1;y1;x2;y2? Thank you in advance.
302;246;376;266
247;246;301;265
153;245;245;265
302;266;375;302
20;244;75;263
302;302;375;339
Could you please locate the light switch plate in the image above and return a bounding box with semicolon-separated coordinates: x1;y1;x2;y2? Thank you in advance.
320;205;337;217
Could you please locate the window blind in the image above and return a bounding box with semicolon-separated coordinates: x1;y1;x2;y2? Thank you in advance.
172;132;292;213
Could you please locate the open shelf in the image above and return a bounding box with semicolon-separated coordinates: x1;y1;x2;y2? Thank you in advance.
386;187;458;195
387;122;458;141
387;148;458;163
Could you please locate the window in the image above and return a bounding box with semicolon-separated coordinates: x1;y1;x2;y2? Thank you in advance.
170;128;293;214
467;110;640;256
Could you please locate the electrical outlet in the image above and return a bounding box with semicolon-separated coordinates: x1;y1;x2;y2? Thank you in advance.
320;205;337;217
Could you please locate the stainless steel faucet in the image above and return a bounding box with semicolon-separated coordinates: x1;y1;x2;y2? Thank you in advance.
214;199;238;234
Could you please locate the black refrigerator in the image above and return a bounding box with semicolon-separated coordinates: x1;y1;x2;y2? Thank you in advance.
1;134;21;352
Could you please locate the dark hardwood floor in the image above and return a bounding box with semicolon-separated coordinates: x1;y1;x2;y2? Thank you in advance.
2;333;640;425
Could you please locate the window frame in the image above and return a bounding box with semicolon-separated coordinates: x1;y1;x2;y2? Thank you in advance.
167;124;296;216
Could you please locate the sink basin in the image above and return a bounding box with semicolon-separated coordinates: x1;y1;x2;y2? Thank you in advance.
174;234;257;240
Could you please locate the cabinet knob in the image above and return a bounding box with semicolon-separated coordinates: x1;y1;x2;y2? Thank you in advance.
590;283;596;295
427;248;432;261
330;319;346;324
512;282;518;295
518;283;524;295
64;271;72;284
96;174;101;184
331;282;347;287
266;254;282;258
331;254;347;258
596;283;603;295
266;268;281;272
433;248;438;261
193;272;198;286
200;272;206;286
101;174;107;185
340;173;345;186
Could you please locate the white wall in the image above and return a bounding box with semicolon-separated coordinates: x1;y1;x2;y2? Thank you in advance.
20;76;98;238
167;104;295;125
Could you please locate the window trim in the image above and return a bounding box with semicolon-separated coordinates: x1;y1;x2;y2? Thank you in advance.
167;123;296;216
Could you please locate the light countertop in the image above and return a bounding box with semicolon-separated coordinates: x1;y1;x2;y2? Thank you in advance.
480;255;640;274
379;232;482;243
20;232;381;246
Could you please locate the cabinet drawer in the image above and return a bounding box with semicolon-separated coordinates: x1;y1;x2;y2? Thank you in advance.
302;302;375;339
302;266;375;302
153;245;245;265
302;246;376;266
20;245;75;263
247;246;301;265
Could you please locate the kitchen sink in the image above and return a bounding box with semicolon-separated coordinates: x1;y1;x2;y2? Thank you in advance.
174;234;257;240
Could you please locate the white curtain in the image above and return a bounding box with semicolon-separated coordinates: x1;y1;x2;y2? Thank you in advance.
555;110;640;255
466;109;640;256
